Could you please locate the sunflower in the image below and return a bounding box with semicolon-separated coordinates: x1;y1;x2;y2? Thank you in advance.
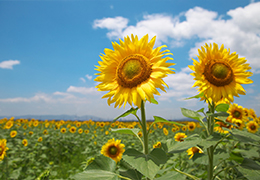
187;146;203;159
214;121;229;134
60;128;66;133
248;109;257;120
174;133;187;142
105;131;109;135
69;126;77;133
38;137;43;142
153;141;162;148
0;139;9;161
22;139;28;147
10;130;17;138
187;122;196;131
232;119;245;130
4;120;13;129
84;130;89;134
78;128;83;134
101;138;125;163
182;126;187;131
43;130;48;135
189;43;253;103
95;34;175;108
163;128;169;136
227;104;247;122
246;121;259;133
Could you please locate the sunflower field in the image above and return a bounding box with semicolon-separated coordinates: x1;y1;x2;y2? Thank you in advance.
1;34;260;180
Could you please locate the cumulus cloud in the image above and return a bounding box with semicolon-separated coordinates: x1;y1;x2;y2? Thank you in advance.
0;60;20;69
66;86;99;95
93;2;260;72
158;67;197;101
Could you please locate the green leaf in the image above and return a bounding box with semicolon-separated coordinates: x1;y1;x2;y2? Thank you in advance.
153;116;184;126
184;92;204;100
73;170;119;180
120;169;142;180
229;152;244;164
150;98;158;105
181;108;204;122
86;155;116;172
111;128;139;137
215;103;229;112
230;128;260;142
167;137;202;153
123;149;160;179
155;171;186;180
236;166;260;180
199;133;222;149
241;158;260;170
113;107;138;122
196;108;205;113
147;148;169;166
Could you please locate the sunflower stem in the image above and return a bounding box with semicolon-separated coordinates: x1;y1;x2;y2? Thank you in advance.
207;103;215;180
141;100;149;155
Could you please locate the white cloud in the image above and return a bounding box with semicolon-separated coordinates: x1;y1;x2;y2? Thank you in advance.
93;2;260;71
93;16;129;39
158;67;197;101
0;60;20;69
66;86;99;95
80;77;86;83
85;74;92;80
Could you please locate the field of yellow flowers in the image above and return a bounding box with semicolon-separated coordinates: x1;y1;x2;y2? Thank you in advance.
0;110;259;179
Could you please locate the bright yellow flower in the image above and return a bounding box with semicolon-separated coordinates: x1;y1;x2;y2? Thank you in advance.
43;129;48;135
0;139;9;161
182;126;187;131
22;139;28;147
10;130;17;138
227;104;247;122
189;43;253;103
248;109;257;120
60;128;66;133
232;119;245;130
138;131;143;137
84;130;89;134
101;138;125;163
105;131;109;135
29;131;33;135
69;126;76;133
246;121;259;133
163;128;169;136
78;128;83;134
187;147;203;159
153;141;161;148
174;133;187;142
38;137;43;142
214;121;229;134
4;120;13;129
187;122;196;131
95;34;175;108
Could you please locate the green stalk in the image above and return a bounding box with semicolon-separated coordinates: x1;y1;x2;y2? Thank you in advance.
207;103;215;180
141;100;149;155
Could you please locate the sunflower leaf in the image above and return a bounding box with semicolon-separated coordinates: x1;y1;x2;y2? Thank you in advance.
113;107;139;122
72;170;120;180
150;98;158;105
153;116;185;126
215;103;229;112
184;92;204;100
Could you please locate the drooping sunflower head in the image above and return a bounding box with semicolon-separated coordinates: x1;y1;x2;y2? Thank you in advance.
189;43;253;103
163;128;169;136
101;138;125;163
174;132;187;142
187;146;203;159
95;34;175;108
246;121;259;133
0;139;9;161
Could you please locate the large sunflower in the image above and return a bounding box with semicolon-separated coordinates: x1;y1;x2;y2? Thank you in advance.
101;138;125;163
0;139;9;161
95;34;175;108
246;121;259;133
189;43;253;103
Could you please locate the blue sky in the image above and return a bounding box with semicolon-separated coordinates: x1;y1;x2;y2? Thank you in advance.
1;0;260;120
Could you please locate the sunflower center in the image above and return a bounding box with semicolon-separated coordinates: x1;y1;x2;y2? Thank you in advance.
250;125;256;130
117;54;151;88
204;61;234;87
233;111;241;119
109;146;118;155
